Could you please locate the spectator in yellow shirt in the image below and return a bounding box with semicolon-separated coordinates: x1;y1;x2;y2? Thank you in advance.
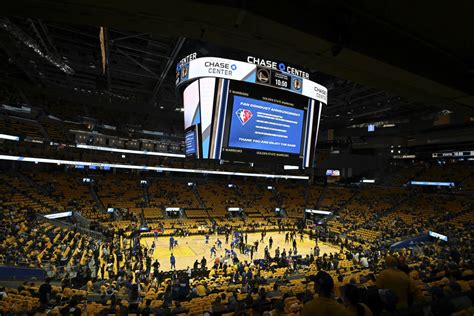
376;255;414;309
196;282;207;297
301;271;349;316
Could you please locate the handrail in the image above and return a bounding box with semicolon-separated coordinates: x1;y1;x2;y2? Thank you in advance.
36;214;107;241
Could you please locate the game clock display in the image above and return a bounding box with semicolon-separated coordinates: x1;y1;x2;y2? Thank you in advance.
256;67;300;93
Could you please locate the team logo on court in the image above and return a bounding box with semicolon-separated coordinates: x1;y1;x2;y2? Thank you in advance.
235;108;253;125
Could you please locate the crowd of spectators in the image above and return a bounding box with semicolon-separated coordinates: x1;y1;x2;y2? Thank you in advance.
0;167;472;315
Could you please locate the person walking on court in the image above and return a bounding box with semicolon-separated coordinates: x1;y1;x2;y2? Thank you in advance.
169;236;175;250
269;236;273;249
314;245;320;257
210;245;217;257
170;253;176;270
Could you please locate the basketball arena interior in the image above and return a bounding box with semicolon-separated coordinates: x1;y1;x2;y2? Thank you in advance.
0;1;473;315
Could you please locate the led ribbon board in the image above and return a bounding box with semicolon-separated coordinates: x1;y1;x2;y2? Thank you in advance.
176;57;328;104
305;209;332;215
0;154;308;180
410;181;455;187
44;211;73;219
0;133;20;141
429;231;448;242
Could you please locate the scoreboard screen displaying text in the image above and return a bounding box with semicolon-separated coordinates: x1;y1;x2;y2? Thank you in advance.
219;80;317;165
178;54;326;168
227;96;304;155
185;129;197;156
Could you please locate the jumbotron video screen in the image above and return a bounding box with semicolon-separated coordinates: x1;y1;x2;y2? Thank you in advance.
177;53;327;169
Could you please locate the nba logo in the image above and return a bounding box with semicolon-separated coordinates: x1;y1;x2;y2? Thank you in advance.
235;108;253;125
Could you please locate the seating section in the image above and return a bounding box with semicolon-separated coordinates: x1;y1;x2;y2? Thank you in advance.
95;174;146;218
328;187;409;237
41;118;71;143
142;207;165;220
0;167;473;315
185;209;209;218
380;162;426;185
148;179;200;210
277;183;307;218
26;171;107;221
198;182;234;216
417;163;472;183
318;187;355;211
0;115;44;139
306;185;322;207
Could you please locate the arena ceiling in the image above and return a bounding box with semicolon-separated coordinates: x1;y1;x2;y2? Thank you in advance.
1;1;473;137
0;17;183;110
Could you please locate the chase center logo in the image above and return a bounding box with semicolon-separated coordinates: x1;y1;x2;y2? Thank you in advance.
235;108;253;125
204;60;237;75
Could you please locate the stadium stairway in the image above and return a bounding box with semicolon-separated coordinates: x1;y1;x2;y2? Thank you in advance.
72;211;91;229
16;171;49;196
89;184;106;212
271;185;283;210
359;189;420;231
303;184;310;207
440;202;473;222
314;185;329;209
333;189;359;214
161;207;169;219
142;184;150;207
192;184;206;208
37;120;49;140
